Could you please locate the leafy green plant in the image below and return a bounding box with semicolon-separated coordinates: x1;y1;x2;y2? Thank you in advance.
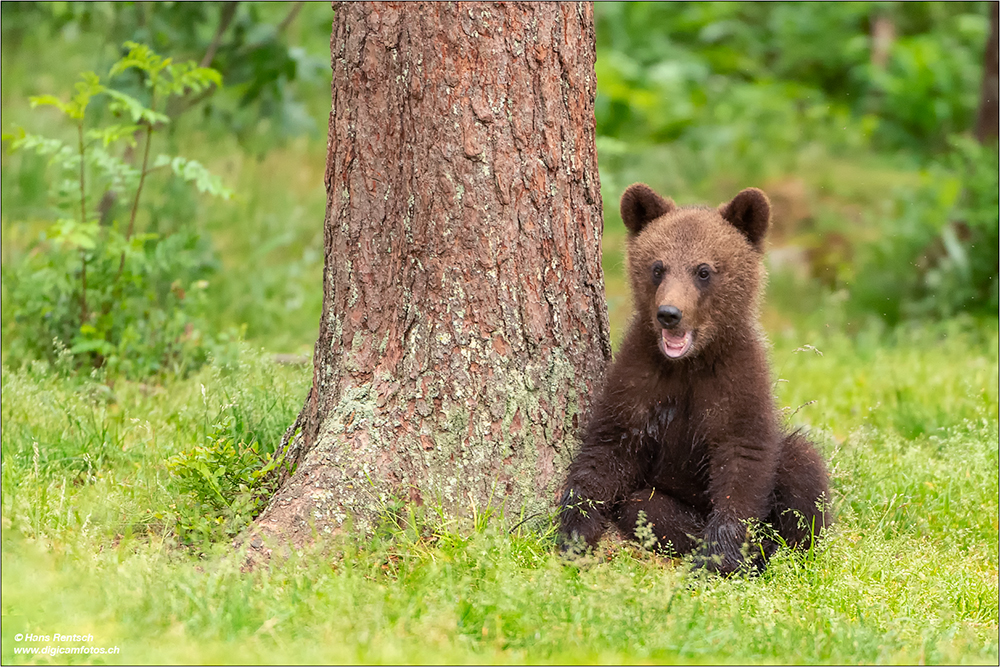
165;416;282;545
2;42;234;377
0;2;331;156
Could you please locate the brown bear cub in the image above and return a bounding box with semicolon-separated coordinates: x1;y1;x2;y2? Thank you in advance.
559;183;830;574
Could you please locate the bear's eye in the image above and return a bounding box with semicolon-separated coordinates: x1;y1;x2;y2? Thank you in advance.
651;261;665;285
696;264;712;282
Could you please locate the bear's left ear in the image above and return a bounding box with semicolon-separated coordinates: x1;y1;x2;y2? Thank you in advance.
719;187;771;251
620;183;676;236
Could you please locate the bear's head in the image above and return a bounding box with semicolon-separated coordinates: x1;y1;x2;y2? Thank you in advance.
620;183;771;361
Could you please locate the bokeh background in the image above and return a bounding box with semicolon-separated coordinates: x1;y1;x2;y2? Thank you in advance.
2;2;996;363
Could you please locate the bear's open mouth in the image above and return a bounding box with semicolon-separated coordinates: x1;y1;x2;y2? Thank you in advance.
660;329;694;359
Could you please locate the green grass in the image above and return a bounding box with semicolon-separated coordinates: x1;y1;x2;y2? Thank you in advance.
2;323;997;664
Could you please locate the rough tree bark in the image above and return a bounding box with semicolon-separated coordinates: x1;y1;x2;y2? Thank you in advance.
254;1;610;543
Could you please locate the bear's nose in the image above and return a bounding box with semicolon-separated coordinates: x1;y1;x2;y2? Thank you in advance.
657;305;682;329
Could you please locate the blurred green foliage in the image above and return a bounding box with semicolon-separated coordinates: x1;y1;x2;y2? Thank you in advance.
851;136;999;321
2;43;236;377
2;3;332;364
594;2;988;152
594;1;997;324
1;1;331;155
1;1;996;371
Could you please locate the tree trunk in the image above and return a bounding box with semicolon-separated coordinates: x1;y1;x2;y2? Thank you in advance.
254;1;610;543
870;14;895;71
974;1;998;144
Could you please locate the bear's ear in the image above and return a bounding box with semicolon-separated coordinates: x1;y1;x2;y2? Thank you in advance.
620;183;676;236
719;187;771;251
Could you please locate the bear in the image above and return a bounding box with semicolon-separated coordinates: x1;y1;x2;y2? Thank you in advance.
559;183;830;574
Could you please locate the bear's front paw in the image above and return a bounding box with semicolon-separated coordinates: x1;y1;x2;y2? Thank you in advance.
556;529;591;558
557;489;607;555
696;517;766;575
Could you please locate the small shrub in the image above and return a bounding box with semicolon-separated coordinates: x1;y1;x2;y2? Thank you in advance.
2;42;235;378
165;416;282;545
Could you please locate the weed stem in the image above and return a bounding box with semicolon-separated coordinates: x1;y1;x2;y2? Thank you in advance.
77;121;89;326
116;91;156;281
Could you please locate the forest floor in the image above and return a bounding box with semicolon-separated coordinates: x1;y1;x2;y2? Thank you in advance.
3;319;997;664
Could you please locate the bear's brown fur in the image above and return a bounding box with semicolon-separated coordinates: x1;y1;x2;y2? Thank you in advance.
559;183;830;574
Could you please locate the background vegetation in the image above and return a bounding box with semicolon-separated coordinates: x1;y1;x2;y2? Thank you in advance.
2;2;997;664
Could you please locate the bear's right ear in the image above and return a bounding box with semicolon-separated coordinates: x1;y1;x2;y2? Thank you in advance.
620;183;676;236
